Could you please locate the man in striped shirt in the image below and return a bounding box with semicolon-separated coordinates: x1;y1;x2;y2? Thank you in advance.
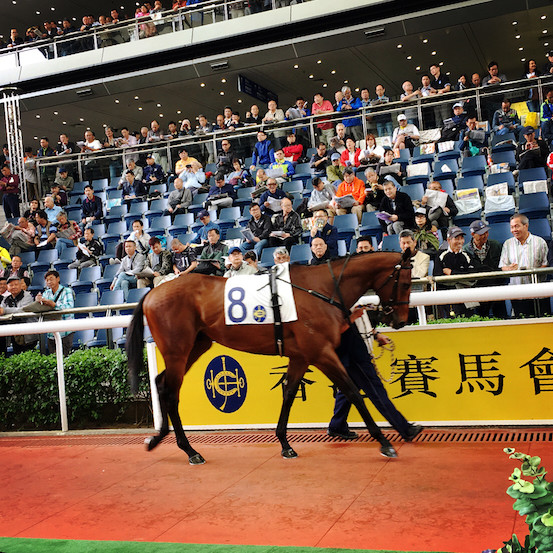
499;214;548;317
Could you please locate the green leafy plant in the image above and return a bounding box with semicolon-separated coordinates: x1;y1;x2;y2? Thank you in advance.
501;448;553;552
0;348;150;430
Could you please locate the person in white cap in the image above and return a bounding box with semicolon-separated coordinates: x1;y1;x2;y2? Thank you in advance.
392;114;420;154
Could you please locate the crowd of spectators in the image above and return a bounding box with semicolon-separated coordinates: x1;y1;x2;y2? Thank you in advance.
2;57;553;355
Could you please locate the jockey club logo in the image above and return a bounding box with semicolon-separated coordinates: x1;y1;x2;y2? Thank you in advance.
204;355;247;413
252;305;267;323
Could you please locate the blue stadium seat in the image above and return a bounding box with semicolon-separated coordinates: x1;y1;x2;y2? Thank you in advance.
381;234;401;252
28;271;47;295
145;198;169;223
71;266;102;294
104;204;128;226
491;150;516;170
30;249;58;272
74;292;98;318
98;241;118;268
519;192;550;219
124;201;148;223
91;178;109;192
359;211;382;237
433;158;459;181
453;209;482;226
120;288;150;316
69;181;87;197
188;193;209;215
168;213;194;235
337;239;347;257
18;251;36;266
485;199;515;224
215;207;241;231
456;176;484;194
225;227;244;241
235;187;255;207
103;221;127;245
529;218;552;240
290;244;312;265
86;327;124;348
95;290;125;317
95;264;120;294
65;205;81;220
437;147;461;161
333;213;358;246
491;132;517;151
519;167;547;188
461;155;486;177
148;215;171;237
439;180;454;197
90;223;106;238
487;172;516;194
259;247;278;268
488;223;512;244
72;329;95;349
175;232;196;244
405;163;431;186
282;181;304;198
53;247;78;270
401;183;425;202
411;146;435;166
58;268;77;287
293;163;311;181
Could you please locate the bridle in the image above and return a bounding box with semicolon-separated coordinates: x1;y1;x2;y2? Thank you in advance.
371;260;412;321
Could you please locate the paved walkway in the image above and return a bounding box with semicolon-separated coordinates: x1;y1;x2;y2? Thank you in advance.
1;428;548;552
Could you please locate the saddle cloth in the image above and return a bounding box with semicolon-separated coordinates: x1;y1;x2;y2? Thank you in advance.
224;263;298;325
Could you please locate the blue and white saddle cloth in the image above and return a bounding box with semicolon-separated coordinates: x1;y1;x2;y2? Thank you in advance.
224;263;298;325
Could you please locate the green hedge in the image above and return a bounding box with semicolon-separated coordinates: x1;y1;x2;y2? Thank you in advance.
0;348;150;431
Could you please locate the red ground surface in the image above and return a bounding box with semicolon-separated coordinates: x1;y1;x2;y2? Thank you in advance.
1;429;550;552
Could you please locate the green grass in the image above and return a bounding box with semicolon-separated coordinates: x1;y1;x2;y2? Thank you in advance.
0;538;438;553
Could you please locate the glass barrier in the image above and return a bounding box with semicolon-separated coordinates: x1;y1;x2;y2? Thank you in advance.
0;0;310;65
31;75;553;193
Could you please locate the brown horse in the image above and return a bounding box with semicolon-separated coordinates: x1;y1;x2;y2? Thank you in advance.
127;251;412;464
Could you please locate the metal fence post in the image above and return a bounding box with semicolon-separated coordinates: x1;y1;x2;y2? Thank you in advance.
53;331;69;432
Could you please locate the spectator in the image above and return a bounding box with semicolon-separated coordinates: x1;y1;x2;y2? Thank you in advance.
4;216;35;255
179;160;206;192
6;28;24;48
243;203;272;258
307;177;335;216
413;208;440;255
193;209;220;244
245;104;261;125
23;147;40;202
171;238;198;276
392;114;420;154
56;133;77;156
215;139;236;175
224;247;257;277
459;116;487;156
433;227;477;317
420;181;458;230
364;168;385;211
429;63;451;127
259;178;286;216
464;220;507;319
127;220;151;256
273;246;290;264
399;229;430;280
119;159;143;186
516;126;549;170
359;133;385;167
54;211;81;256
165;177;192;218
309;142;331;179
110;240;146;300
455;74;469;91
54;166;74;194
122;171;148;202
81;185;103;227
243;250;259;271
68;226;102;270
34;210;57;250
540;90;553;146
44;196;62;223
332;168;365;223
0;276;38;354
337;86;363;141
500;214;548;317
0;164;21;219
310;236;331;265
356;235;374;253
309;208;338;257
138;237;173;288
23;199;40;222
206;174;236;209
325;154;344;187
80;130;103;180
482;61;508;86
523;59;542;113
371;84;393;137
175;148;200;174
439;102;468;143
262;100;286;145
268;197;302;250
378;179;415;235
118;127;139;164
312;92;335;146
282;132;304;162
193;228;228;276
492;98;521;138
2;255;28;280
269;149;295;183
49;183;67;207
250;131;275;172
37;137;56;187
340;137;361;168
400;81;421;124
376;148;403;186
227;159;253;188
36;270;75;356
142;154;165;185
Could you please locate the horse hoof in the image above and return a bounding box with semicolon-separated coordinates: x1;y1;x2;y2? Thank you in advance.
380;445;398;458
144;436;158;451
189;453;206;465
281;448;298;459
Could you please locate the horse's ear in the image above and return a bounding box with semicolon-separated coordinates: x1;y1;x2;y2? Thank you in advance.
401;248;412;263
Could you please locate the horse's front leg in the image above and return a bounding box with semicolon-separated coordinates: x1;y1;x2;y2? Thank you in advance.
275;357;306;459
145;371;170;451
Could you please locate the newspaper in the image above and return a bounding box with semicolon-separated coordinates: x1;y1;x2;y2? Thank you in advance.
379;163;401;176
77;242;91;257
523;180;548;194
266;196;284;212
241;228;255;242
376;212;392;222
424;188;447;209
265;166;285;178
334;194;355;208
486;183;508;197
407;162;430;177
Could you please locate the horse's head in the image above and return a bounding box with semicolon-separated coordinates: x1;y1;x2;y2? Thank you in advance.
374;250;412;329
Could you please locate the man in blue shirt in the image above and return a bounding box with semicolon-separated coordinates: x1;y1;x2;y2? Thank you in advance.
193;209;220;244
258;178;286;216
337;86;363;141
206;174;237;210
249;130;275;174
142;154;165;185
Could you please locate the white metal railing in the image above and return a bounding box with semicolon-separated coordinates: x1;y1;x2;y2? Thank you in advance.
1;278;553;432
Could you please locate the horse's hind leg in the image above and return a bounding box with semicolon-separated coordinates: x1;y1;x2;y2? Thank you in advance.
145;370;171;451
275;358;306;459
164;333;213;465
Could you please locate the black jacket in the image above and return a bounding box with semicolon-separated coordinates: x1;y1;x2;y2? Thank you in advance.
378;190;415;230
247;214;272;241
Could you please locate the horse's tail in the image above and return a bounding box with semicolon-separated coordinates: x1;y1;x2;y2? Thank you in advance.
126;293;148;395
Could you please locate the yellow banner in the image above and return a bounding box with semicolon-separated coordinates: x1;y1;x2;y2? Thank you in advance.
154;320;553;426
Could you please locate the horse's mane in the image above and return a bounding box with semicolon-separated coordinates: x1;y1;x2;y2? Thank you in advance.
290;250;402;274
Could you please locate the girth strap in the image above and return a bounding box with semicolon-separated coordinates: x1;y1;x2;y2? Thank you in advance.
269;266;284;356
